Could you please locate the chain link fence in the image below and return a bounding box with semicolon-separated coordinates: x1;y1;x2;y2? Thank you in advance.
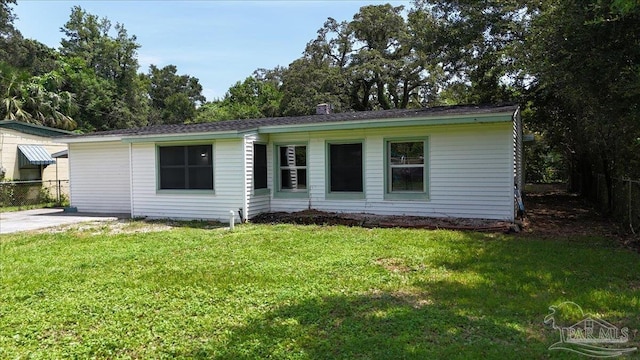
0;180;69;209
589;175;640;235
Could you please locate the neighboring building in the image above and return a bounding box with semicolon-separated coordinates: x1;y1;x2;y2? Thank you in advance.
59;104;523;221
0;120;71;182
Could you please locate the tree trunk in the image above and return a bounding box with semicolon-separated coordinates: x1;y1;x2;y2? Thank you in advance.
602;155;614;214
376;77;391;110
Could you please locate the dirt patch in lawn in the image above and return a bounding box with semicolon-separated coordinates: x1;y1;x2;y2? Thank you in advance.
373;258;413;273
37;219;175;235
521;184;621;238
521;184;639;250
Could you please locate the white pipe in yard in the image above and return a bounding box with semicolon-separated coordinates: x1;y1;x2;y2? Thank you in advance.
229;210;235;231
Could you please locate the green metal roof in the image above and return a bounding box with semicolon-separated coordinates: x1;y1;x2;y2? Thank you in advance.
17;144;56;167
0;120;74;138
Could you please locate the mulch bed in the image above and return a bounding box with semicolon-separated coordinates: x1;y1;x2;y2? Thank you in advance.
251;210;516;233
251;184;640;252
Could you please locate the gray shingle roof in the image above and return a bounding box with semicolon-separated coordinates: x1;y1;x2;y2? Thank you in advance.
64;104;518;139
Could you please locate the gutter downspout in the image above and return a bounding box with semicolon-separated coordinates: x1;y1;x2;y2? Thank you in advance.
129;142;134;218
0;132;4;178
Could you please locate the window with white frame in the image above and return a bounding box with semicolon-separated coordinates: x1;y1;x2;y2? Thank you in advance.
278;145;307;191
387;140;426;194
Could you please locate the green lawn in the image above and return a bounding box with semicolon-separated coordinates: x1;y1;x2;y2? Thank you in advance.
0;202;58;213
1;223;639;359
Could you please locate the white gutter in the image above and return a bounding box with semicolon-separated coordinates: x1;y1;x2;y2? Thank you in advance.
121;130;243;143
56;135;124;144
129;142;134;218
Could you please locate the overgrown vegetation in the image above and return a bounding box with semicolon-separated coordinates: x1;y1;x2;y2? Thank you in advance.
1;223;638;358
524;135;566;183
0;181;68;211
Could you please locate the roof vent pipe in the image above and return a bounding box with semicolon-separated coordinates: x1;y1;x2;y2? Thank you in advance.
316;103;332;115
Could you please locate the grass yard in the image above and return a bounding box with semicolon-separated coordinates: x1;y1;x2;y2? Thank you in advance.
0;202;58;213
1;222;639;359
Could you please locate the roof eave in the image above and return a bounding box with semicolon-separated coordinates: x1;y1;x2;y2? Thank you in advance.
0;120;75;137
258;111;516;134
54;106;518;142
120;130;245;143
56;135;124;143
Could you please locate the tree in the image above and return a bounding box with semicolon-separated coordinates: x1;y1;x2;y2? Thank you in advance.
347;4;417;110
60;6;148;130
146;64;205;124
0;0;16;39
276;4;445;116
412;0;528;105
523;0;640;202
0;0;58;74
279;57;346;116
195;75;282;122
1;63;77;129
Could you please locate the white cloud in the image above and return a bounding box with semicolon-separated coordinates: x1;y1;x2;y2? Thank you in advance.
137;53;165;72
202;88;224;102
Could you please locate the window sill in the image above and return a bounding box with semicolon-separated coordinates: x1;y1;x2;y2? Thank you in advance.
326;192;365;200
253;188;270;196
156;189;216;195
273;191;309;199
384;192;430;201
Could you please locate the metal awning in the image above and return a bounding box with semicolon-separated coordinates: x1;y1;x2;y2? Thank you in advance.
17;144;56;167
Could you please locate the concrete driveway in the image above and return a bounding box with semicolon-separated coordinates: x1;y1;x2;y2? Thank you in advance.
0;208;125;234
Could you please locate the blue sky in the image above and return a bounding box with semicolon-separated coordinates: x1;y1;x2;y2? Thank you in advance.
13;1;409;101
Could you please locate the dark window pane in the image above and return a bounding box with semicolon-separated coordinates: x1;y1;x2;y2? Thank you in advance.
280;169;293;189
160;146;185;166
188;145;212;166
280;169;306;190
295;146;306;166
279;145;306;167
160;145;213;190
390;142;424;165
160;168;186;189
188;167;214;190
391;167;424;191
296;168;307;189
280;146;293;166
254;144;267;190
330;143;363;192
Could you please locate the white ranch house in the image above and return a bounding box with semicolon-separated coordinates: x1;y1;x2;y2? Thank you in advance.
59;104;523;222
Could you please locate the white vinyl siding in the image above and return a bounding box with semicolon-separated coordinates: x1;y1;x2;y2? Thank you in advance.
244;134;270;219
65;118;515;221
130;139;244;221
68;141;131;214
269;123;515;220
